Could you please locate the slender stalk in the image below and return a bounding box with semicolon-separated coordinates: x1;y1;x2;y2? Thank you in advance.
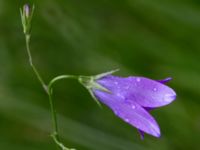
25;34;48;93
48;75;77;150
24;34;76;150
47;75;78;136
48;75;78;90
48;89;58;138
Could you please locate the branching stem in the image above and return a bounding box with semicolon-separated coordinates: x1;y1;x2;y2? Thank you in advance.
24;34;76;150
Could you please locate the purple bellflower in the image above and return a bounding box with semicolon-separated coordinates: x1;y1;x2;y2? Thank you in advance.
79;70;176;139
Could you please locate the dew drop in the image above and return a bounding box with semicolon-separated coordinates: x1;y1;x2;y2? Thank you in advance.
131;105;135;109
117;93;125;99
153;88;157;91
125;118;130;123
136;78;141;82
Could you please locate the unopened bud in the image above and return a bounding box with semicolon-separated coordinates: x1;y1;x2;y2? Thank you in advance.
20;4;35;35
24;4;30;18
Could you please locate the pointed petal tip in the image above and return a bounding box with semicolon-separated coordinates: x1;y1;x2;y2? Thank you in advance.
158;77;172;84
152;125;161;138
138;126;161;139
154;130;161;138
165;77;172;81
138;130;145;140
148;126;161;138
163;92;177;104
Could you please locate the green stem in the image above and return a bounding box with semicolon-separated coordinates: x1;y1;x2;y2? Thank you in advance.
52;132;76;150
48;89;58;138
48;75;78;150
48;75;78;90
24;33;76;150
47;75;77;138
25;34;48;93
48;75;78;131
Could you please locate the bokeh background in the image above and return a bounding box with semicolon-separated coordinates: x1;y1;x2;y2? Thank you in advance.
0;0;200;149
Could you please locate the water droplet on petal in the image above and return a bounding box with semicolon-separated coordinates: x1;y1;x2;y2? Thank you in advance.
132;105;135;109
136;78;141;82
153;88;157;91
125;118;130;123
117;93;125;99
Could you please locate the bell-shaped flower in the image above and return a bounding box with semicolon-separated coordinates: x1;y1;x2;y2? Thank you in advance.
79;70;176;139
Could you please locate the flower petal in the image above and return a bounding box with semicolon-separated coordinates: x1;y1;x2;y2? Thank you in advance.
138;130;145;140
157;77;172;84
97;75;176;108
93;90;161;137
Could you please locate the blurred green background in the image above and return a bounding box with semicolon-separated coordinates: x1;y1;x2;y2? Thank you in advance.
0;0;200;149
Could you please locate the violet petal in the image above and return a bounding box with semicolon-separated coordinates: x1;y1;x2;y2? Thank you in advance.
138;130;145;140
94;90;161;137
97;75;176;108
157;77;172;84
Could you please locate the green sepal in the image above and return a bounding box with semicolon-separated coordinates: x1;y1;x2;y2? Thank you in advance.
78;69;119;107
20;4;35;35
94;69;119;80
88;89;102;108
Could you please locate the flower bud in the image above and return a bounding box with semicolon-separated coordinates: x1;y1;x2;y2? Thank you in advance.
20;4;35;35
24;4;30;18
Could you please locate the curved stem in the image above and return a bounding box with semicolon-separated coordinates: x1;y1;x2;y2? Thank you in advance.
47;75;78;150
51;132;76;150
48;75;78;91
24;33;76;150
